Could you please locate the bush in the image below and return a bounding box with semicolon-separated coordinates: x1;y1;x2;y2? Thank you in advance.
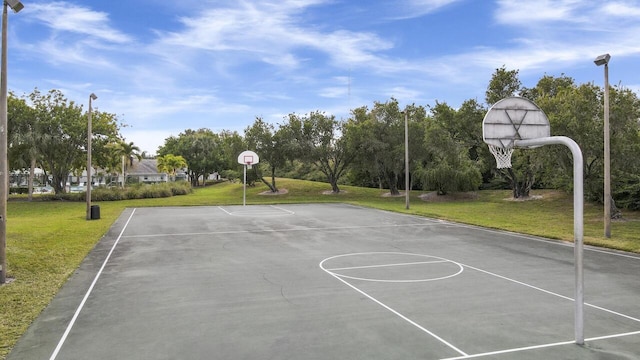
13;182;193;202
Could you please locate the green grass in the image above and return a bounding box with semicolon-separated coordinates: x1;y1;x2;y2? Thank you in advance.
1;178;639;359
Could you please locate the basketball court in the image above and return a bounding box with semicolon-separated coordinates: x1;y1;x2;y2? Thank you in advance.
7;203;640;359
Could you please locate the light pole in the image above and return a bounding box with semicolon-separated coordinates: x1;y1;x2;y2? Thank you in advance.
594;53;611;238
86;93;97;220
402;110;409;209
0;0;24;284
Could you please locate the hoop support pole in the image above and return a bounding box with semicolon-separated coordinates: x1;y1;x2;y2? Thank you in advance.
516;136;584;345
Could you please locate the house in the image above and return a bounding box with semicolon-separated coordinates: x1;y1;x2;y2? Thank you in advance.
127;158;169;184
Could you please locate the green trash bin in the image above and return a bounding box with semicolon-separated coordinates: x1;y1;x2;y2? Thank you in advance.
90;205;100;220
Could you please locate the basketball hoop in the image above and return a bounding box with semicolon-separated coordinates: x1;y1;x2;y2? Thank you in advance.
488;144;514;169
247;162;252;169
483;97;550;170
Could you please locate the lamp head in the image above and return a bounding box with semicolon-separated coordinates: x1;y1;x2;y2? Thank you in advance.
6;0;24;13
594;53;611;66
90;93;98;101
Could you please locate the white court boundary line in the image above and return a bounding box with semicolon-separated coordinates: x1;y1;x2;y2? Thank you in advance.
441;330;640;359
121;222;441;239
344;203;640;261
49;209;137;360
320;252;640;359
217;205;295;216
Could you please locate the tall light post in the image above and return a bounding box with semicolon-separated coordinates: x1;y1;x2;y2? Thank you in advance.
86;93;97;220
402;110;409;209
594;53;611;238
0;0;24;284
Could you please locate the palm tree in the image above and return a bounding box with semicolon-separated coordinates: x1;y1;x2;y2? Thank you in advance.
107;139;142;187
157;154;187;181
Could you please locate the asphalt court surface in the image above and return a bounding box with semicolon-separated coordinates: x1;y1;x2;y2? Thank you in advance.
8;203;640;359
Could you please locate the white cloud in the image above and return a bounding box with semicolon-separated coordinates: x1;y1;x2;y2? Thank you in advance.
26;2;132;43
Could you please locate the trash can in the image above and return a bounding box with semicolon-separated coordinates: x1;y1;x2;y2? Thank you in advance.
90;205;100;220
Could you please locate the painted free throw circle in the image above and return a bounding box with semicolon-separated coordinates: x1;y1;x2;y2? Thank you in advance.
320;252;463;283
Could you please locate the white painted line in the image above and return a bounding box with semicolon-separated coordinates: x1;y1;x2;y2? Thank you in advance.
327;259;449;271
440;338;576;359
463;263;575;302
321;252;465;283
49;209;137;360
436;219;640;261
319;261;469;357
464;262;640;323
269;205;295;214
217;205;294;217
121;222;441;238
441;330;640;359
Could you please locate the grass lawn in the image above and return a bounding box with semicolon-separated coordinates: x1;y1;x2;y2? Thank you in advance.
1;178;639;359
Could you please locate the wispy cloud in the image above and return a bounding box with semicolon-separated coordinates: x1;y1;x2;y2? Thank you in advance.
26;2;132;43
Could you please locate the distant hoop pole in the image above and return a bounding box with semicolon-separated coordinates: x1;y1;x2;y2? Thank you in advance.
243;164;247;206
516;136;584;345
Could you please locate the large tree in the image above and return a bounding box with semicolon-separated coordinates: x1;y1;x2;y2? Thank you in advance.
244;117;288;192
485;67;539;198
26;89;119;194
347;99;407;195
8;92;40;199
285;111;354;193
159;129;222;186
419;102;483;195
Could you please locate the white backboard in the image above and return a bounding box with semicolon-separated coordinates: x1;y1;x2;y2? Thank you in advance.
483;97;550;148
237;150;259;165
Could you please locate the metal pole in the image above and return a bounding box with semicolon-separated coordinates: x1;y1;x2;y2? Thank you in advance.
243;164;246;206
86;95;93;220
603;63;611;238
517;136;584;345
403;111;409;209
0;2;8;284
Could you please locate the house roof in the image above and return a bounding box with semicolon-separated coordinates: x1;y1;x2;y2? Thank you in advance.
129;159;164;175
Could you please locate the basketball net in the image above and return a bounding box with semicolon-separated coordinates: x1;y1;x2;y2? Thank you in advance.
488;144;514;169
247;162;252;169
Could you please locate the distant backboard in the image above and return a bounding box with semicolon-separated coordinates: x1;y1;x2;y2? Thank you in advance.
237;150;259;166
482;97;550;149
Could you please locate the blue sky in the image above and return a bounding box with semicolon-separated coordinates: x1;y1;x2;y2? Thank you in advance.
8;0;640;154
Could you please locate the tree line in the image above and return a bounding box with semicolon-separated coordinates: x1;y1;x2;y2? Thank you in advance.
159;67;640;212
8;89;142;197
9;67;640;211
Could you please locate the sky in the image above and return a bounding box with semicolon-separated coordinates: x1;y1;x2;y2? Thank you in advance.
7;0;640;155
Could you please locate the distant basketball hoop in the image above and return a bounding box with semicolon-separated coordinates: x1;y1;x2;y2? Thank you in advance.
237;151;260;206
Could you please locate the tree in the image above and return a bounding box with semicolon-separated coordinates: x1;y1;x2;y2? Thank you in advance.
157;154;187;181
532;77;640;210
485;66;522;106
159;129;222;186
218;130;247;181
108;139;142;187
8;92;40;200
418;103;482;195
27;89;119;194
244;117;288;192
485;67;539;198
285;111;354;193
346;99;406;195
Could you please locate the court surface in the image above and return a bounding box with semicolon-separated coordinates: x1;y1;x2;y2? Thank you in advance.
8;204;640;359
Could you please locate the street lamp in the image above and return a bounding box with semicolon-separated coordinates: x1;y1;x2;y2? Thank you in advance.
86;93;97;220
401;110;409;209
0;0;24;284
594;53;611;238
